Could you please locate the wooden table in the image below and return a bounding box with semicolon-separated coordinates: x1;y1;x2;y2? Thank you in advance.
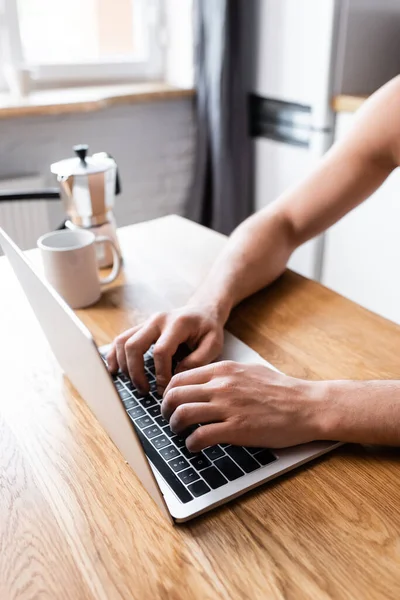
1;215;400;600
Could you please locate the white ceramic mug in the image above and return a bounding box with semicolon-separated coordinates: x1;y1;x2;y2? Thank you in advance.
37;229;121;309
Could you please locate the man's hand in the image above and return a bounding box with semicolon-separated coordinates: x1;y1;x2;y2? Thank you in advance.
162;361;327;452
107;306;224;395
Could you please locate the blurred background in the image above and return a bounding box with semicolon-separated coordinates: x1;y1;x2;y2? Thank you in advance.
1;0;400;324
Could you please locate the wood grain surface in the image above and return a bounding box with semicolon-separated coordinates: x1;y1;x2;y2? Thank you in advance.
1;215;400;600
0;82;194;120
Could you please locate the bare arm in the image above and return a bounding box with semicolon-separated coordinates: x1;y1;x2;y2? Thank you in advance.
191;77;400;322
161;367;400;452
108;76;400;446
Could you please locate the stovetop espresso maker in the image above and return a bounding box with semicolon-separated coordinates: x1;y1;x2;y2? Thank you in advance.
51;144;122;268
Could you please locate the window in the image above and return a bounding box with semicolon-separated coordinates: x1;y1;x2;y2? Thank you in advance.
0;0;164;92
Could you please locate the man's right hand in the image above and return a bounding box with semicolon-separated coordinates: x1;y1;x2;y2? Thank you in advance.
106;306;225;395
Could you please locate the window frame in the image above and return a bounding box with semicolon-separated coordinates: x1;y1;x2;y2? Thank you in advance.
1;0;165;92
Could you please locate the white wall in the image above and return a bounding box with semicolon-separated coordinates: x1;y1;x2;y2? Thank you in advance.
0;97;195;233
322;111;400;325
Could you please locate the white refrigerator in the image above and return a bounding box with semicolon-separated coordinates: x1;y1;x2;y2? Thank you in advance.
252;0;400;279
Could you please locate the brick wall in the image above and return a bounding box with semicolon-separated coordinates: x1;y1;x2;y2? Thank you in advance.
0;97;195;230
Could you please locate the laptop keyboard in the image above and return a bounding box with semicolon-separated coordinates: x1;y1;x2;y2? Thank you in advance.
110;349;277;504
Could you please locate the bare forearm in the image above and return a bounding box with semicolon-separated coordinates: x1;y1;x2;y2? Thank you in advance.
189;79;400;324
319;379;400;446
188;139;389;326
189;207;296;323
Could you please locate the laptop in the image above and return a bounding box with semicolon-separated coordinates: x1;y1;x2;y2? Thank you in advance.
0;227;341;523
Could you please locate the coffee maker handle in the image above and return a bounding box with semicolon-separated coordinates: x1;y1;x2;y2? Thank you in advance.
104;152;122;195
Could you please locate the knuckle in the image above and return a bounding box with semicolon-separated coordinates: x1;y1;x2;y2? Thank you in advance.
152;311;167;324
153;343;167;361
163;388;178;412
228;410;244;427
208;371;239;395
169;372;183;388
216;376;237;394
209;331;221;347
218;360;236;374
115;334;127;348
178;313;192;326
124;337;137;352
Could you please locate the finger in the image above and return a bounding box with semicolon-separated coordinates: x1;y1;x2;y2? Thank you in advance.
161;384;210;421
125;323;161;392
106;344;118;373
153;323;185;394
175;332;221;374
114;326;142;374
169;402;225;435
185;423;230;453
164;363;218;397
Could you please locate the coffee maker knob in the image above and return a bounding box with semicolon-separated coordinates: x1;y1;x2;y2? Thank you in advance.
73;144;89;165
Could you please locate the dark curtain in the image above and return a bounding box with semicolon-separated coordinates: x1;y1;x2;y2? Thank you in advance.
186;0;254;235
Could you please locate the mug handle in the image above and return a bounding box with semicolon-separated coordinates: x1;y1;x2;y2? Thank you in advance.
94;236;121;284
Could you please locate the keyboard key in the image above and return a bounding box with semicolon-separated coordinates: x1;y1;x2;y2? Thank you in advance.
115;381;125;391
155;415;168;427
254;449;276;466
204;446;225;461
118;374;130;383
148;405;161;418
151;391;163;402
127;406;146;419
214;456;243;481
118;388;132;400
183;424;200;436
190;454;211;471
171;435;186;448
132;390;146;401
123;398;138;410
178;468;200;485
152;435;170;450
145;363;156;376
180;446;196;459
149;380;158;393
134;428;191;504
147;373;156;384
139;396;157;409
143;425;162;439
159;445;180;461
169;457;190;473
135;415;154;429
201;467;227;489
162;425;175;438
245;447;265;455
226;446;259;473
144;355;154;367
188;479;210;498
125;381;136;392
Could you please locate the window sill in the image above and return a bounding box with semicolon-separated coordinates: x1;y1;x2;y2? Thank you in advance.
0;82;195;119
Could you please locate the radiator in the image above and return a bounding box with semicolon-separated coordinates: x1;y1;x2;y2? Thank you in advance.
0;175;52;254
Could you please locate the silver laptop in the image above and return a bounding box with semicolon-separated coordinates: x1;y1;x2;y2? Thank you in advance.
0;227;341;523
